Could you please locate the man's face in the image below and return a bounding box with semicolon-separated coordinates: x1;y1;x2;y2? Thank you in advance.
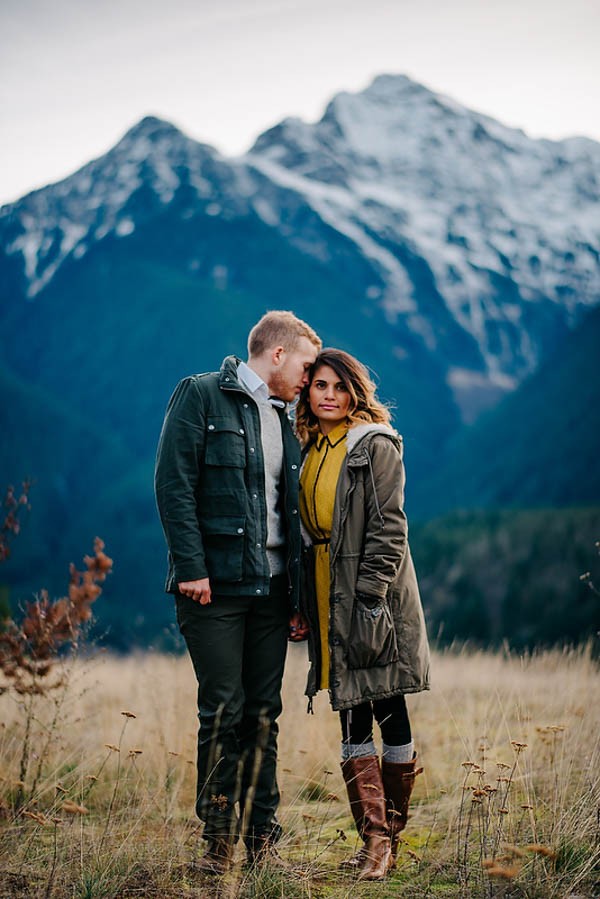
268;336;319;403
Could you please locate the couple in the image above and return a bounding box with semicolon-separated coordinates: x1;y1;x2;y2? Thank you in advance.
154;310;430;880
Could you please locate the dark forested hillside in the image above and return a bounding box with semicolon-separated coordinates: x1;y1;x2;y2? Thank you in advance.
410;304;600;519
411;506;600;647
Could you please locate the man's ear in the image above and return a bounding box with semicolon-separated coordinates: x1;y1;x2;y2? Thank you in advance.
271;345;286;366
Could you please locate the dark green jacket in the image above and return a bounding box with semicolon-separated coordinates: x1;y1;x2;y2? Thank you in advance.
301;424;430;710
155;356;301;607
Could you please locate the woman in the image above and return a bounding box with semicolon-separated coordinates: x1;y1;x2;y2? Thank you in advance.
296;348;430;881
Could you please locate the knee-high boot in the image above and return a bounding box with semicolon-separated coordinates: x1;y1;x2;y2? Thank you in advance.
381;753;423;863
340;756;393;880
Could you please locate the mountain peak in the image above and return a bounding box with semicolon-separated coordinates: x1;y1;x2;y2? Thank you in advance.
1;115;221;298
365;72;429;99
118;115;186;145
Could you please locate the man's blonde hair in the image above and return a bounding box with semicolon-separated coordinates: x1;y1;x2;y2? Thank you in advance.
248;310;321;358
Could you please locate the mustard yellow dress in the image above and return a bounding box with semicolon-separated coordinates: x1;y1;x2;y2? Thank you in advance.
299;422;349;690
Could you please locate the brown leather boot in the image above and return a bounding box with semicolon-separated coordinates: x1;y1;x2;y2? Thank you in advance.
381;753;423;863
196;836;235;875
338;757;366;871
340;756;393;880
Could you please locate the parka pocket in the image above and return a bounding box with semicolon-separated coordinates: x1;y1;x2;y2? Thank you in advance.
347;595;399;670
205;418;246;467
200;514;246;582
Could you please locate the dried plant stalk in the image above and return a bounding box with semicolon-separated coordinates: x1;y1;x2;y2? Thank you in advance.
0;481;31;562
0;538;112;694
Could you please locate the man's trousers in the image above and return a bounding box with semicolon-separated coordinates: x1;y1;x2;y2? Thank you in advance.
175;574;289;846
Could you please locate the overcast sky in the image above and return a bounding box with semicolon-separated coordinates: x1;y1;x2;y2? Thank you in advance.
1;0;599;206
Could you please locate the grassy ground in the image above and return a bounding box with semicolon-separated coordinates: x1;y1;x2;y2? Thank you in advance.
1;644;599;898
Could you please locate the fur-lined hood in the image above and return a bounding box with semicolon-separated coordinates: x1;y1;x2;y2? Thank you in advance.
345;422;402;462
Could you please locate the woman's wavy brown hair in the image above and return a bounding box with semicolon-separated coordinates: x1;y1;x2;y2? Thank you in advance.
295;348;391;445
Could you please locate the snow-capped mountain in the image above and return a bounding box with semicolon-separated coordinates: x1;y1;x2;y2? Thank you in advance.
0;117;236;297
247;75;600;396
1;74;599;420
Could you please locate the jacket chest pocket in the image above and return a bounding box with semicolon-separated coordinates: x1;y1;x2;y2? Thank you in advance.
205;419;247;467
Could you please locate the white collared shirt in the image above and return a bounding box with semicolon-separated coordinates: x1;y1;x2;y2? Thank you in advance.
236;361;285;574
237;360;270;403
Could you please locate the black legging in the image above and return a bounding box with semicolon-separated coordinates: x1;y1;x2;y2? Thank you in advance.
340;695;411;747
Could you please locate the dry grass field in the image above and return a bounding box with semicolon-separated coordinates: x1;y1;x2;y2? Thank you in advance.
1;643;599;898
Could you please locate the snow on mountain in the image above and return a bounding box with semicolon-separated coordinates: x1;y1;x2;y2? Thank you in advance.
1;75;599;415
248;74;600;395
0;117;231;297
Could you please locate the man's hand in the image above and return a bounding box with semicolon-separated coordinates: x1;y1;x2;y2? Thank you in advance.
289;612;310;642
178;578;212;605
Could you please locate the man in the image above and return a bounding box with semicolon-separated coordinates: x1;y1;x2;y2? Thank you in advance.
155;310;320;873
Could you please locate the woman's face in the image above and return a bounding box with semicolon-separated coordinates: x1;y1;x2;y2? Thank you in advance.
308;365;351;434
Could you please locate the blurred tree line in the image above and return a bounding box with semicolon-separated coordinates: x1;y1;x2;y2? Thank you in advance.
410;506;600;649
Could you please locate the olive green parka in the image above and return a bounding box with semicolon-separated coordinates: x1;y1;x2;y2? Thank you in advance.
301;423;430;710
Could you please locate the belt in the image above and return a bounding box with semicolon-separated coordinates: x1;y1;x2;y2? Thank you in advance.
312;538;330;546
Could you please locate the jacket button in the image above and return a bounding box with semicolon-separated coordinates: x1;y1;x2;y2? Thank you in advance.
256;588;262;594
237;528;244;534
225;377;230;381
239;428;245;434
292;509;298;515
291;464;298;470
249;447;255;453
243;403;249;408
208;424;215;430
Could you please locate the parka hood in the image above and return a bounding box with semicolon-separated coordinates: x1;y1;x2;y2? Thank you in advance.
346;423;402;460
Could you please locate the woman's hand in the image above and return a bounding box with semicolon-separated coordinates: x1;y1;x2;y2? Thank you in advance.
289;612;310;642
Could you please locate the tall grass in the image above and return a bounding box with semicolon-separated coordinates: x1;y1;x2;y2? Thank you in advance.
1;643;598;898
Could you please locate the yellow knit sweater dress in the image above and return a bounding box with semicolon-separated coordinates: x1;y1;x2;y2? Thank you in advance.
299;422;349;690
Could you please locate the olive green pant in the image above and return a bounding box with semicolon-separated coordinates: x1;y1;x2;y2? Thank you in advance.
175;575;289;846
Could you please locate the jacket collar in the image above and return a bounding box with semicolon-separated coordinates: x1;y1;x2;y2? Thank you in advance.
218;356;289;411
218;355;244;390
